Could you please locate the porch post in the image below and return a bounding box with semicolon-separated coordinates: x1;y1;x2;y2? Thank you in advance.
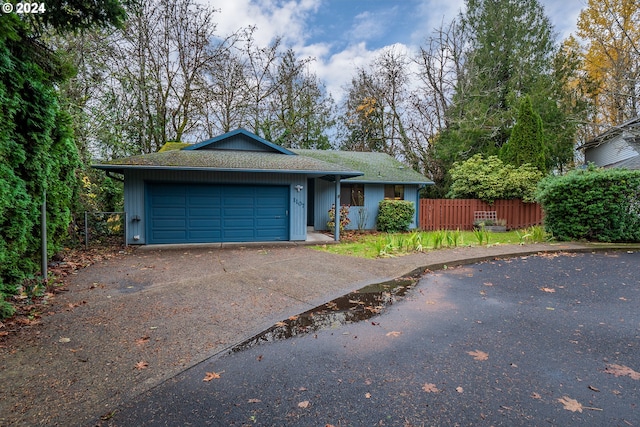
334;175;341;241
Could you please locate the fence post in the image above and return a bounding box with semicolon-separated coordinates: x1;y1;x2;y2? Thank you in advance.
84;211;88;249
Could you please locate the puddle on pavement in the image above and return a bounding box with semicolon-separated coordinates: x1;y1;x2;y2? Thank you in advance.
230;268;427;353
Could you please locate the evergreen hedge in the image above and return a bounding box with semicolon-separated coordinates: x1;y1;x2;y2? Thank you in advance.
535;167;640;242
1;17;80;317
377;200;415;232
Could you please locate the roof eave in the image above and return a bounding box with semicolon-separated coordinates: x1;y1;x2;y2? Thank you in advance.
92;163;363;178
342;178;434;185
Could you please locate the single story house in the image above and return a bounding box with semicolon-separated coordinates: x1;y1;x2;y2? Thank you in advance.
93;128;433;245
579;116;640;170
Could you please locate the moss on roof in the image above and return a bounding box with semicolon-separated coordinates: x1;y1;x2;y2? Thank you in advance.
95;143;432;184
158;142;192;152
95;150;363;176
293;149;433;184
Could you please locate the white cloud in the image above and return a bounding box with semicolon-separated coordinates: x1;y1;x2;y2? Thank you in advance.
207;0;584;104
540;0;584;41
212;0;321;47
347;11;387;43
412;0;465;44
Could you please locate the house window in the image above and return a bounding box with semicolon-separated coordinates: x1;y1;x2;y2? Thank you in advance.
384;185;404;200
340;184;364;206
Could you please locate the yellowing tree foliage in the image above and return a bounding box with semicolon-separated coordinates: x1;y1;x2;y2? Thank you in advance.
577;0;640;133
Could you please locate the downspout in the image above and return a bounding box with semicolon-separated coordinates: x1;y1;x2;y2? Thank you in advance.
334;175;341;241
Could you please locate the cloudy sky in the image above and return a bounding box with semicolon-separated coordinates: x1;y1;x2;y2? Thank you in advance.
212;0;586;101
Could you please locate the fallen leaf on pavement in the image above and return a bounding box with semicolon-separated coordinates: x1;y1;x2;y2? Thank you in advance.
588;385;600;392
203;371;223;381
530;392;541;399
135;336;150;345
422;383;439;393
456;386;464;393
558;396;582;412
604;364;640;380
467;350;489;361
298;400;310;408
247;398;261;403
386;331;402;337
365;392;371;398
135;361;149;370
541;287;556;293
557;396;602;412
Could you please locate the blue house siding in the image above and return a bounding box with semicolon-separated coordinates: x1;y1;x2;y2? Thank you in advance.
312;180;421;231
123;169;306;244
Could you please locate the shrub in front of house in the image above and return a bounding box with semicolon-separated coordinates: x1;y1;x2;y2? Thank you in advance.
377;200;415;232
327;204;351;233
535;166;640;242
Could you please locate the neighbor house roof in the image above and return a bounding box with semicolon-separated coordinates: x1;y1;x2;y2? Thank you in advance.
93;149;364;178
579;116;640;150
606;154;640;170
293;149;433;185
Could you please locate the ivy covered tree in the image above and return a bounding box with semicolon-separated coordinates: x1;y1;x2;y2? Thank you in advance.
0;2;125;317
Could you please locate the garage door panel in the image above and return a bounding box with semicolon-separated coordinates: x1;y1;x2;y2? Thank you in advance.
189;207;221;216
153;196;186;206
258;207;286;216
153;218;187;227
154;207;188;217
188;230;222;240
256;216;287;226
189;218;221;228
224;218;254;228
152;230;187;240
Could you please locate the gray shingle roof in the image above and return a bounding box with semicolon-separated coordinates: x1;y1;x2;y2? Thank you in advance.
293;149;433;184
93;149;363;178
605;154;640;170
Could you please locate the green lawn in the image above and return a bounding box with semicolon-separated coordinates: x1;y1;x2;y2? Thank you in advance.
312;226;548;258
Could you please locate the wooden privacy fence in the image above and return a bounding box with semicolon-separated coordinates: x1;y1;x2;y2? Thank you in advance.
419;199;543;231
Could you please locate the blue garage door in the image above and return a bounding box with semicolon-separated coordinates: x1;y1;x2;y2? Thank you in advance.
147;184;289;244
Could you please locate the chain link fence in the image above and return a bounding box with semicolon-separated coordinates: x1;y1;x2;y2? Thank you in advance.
71;212;127;249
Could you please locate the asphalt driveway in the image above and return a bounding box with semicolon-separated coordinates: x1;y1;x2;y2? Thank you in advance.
104;251;640;426
0;242;636;426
